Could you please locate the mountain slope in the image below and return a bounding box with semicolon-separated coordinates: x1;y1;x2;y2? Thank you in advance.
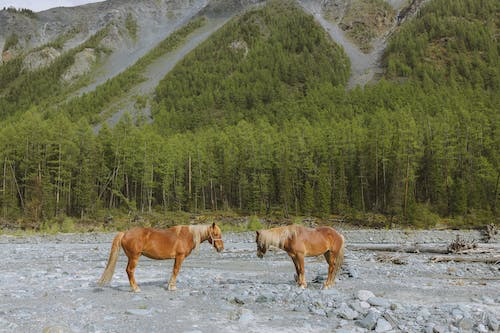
153;0;351;133
384;0;499;90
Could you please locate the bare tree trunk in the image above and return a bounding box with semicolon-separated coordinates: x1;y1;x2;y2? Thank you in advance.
239;181;242;210
162;187;167;213
404;155;410;217
9;160;24;211
360;175;365;212
3;157;7;218
382;154;387;210
493;172;499;216
56;143;62;216
210;178;214;210
375;138;379;210
188;155;192;196
67;180;71;214
148;164;153;213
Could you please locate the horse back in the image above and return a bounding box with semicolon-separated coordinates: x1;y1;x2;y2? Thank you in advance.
293;226;343;256
121;226;194;259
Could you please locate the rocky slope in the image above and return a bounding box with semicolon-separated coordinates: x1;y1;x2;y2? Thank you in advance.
0;0;428;125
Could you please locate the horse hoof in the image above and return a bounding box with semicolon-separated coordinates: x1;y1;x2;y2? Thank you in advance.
299;284;307;289
168;285;177;291
132;287;141;293
322;284;330;290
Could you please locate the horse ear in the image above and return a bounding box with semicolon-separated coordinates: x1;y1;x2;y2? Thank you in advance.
256;230;260;236
212;222;216;228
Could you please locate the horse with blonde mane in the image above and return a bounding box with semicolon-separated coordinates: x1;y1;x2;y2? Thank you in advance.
98;223;224;292
256;225;344;289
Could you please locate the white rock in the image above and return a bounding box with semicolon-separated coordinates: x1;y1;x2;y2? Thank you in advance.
357;290;375;301
239;309;254;324
360;301;371;309
336;303;359;320
476;323;488;333
375;318;392;332
368;297;390;308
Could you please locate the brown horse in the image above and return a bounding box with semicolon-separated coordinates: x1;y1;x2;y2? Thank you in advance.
97;223;224;292
256;225;344;289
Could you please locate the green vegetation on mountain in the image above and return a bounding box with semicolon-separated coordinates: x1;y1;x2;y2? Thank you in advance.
153;1;350;133
2;33;19;51
125;12;138;40
0;26;110;120
385;0;499;90
0;0;497;230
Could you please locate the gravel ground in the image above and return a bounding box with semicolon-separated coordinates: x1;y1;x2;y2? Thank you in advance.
0;229;499;333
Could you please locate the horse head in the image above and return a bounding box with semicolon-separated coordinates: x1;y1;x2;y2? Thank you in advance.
208;222;224;253
256;230;267;258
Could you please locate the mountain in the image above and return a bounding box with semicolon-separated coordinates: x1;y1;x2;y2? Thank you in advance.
0;0;497;229
0;0;424;123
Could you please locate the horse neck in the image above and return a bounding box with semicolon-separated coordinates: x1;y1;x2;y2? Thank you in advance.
260;226;295;249
189;225;210;248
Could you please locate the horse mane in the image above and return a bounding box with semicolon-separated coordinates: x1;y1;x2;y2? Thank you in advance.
258;225;299;249
188;224;210;250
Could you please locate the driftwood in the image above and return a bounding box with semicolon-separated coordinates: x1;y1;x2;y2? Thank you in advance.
430;256;500;264
350;234;493;255
448;235;477;253
483;224;498;243
376;254;408;265
349;244;450;254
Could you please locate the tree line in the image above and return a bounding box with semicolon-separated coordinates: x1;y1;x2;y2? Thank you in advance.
0;81;497;227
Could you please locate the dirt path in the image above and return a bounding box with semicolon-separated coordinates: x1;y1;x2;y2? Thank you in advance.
0;229;498;332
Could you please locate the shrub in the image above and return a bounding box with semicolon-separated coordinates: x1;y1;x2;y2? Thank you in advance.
408;204;440;229
247;215;263;231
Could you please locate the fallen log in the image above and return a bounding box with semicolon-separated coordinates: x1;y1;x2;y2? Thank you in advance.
349;243;499;255
349;244;450;254
430;256;500;264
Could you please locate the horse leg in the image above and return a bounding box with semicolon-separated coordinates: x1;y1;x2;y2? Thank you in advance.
296;254;307;289
288;253;300;283
168;254;186;291
126;255;141;293
323;250;334;289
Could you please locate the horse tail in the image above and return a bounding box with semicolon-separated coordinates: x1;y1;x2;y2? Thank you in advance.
332;234;345;280
97;232;125;286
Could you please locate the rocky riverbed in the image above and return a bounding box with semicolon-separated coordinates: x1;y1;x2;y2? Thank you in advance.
0;229;499;332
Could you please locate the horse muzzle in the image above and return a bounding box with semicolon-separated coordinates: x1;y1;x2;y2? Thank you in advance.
214;241;224;253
